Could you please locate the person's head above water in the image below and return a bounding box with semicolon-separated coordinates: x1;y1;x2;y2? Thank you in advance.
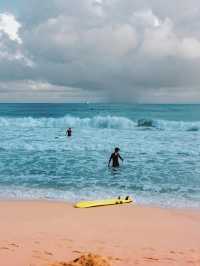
115;147;120;153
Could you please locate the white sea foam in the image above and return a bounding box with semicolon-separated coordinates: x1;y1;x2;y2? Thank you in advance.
0;116;136;129
0;115;200;131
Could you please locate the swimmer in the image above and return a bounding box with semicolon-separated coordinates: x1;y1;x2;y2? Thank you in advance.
108;147;123;167
66;127;72;137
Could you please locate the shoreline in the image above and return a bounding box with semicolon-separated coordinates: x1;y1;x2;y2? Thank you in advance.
0;197;200;212
0;200;200;265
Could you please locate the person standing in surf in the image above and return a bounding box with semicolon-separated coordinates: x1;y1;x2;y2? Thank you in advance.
66;127;72;137
108;147;123;167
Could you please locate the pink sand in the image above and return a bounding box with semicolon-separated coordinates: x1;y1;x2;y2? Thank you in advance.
0;201;200;266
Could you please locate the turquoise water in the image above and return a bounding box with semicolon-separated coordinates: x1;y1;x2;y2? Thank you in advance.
0;103;200;208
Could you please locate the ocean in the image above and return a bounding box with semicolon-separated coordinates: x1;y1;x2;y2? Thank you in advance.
0;103;200;208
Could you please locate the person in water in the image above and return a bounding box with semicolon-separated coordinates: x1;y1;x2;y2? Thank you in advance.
66;127;72;137
108;147;123;167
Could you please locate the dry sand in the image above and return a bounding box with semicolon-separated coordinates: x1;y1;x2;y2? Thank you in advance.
0;201;200;266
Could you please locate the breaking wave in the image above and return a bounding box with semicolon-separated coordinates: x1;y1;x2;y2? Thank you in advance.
137;118;200;131
0;115;199;131
0;115;136;129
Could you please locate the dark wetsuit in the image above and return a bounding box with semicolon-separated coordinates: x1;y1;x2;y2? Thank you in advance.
67;129;72;137
109;152;123;167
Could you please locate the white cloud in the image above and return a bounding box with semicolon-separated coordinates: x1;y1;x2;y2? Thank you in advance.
0;13;22;44
0;13;34;67
0;47;34;67
141;15;200;60
179;37;200;59
141;18;178;57
132;9;160;27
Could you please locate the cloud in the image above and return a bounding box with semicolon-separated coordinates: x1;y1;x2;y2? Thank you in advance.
141;16;200;59
0;0;200;102
179;37;200;59
0;80;105;102
132;9;161;27
0;13;22;43
0;12;34;74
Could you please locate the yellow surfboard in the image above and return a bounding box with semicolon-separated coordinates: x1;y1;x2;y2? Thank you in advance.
75;196;133;208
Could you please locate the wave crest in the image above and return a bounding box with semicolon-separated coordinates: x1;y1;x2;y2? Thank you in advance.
0;115;136;129
0;115;199;131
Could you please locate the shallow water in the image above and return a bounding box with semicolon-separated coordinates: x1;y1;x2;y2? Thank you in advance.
0;103;200;208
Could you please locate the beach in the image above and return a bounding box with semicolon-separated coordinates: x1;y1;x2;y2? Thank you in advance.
1;0;200;262
0;201;200;266
0;104;200;265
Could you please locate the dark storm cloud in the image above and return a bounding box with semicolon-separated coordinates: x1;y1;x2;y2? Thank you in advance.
0;0;200;102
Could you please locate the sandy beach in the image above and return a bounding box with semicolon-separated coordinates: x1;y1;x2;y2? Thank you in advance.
0;201;199;266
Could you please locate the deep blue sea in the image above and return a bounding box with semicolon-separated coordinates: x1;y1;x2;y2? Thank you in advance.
0;103;200;208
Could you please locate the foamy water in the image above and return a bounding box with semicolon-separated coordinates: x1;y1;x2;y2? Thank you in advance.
0;103;200;208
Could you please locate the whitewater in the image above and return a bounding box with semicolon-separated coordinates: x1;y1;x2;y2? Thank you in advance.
0;103;200;208
1;115;200;131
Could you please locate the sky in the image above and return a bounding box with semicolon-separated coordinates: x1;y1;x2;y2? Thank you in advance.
0;0;200;103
